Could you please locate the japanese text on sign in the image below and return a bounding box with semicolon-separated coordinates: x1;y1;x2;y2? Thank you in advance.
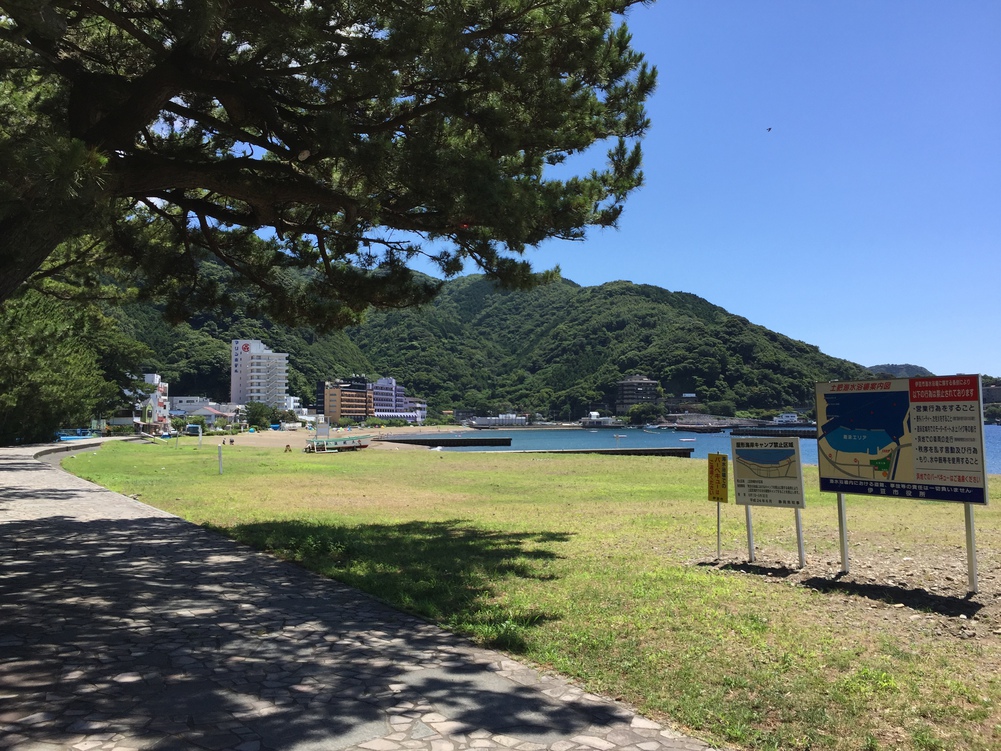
730;437;805;509
815;375;988;505
708;453;729;503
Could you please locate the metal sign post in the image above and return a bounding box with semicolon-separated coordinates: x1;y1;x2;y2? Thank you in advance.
218;443;224;475
837;493;850;574
794;508;806;569
717;503;722;560
745;506;755;563
965;503;978;594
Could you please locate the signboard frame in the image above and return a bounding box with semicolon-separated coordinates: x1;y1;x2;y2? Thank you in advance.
731;437;806;509
730;437;807;567
815;375;988;505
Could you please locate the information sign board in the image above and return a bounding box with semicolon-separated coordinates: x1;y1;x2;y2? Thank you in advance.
730;437;805;508
708;453;729;503
815;375;987;504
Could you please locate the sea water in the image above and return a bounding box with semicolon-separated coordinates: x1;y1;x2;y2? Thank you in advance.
444;424;1001;476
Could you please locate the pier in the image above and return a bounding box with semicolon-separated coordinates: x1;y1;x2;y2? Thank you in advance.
514;447;694;457
729;426;817;438
374;434;513;448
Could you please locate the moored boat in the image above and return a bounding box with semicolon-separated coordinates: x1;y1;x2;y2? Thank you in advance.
304;434;371;452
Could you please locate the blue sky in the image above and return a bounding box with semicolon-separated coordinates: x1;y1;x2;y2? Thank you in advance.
515;1;1001;376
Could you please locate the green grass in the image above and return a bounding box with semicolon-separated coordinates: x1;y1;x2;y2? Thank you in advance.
66;440;1001;751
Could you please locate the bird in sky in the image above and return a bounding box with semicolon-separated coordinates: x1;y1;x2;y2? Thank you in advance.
766;127;772;132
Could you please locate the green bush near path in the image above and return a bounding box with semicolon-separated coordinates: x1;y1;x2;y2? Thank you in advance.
67;440;1001;751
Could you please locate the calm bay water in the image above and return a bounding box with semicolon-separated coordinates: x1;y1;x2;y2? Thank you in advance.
445;424;1001;475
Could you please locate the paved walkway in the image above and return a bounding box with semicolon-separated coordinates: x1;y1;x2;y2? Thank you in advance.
0;442;719;751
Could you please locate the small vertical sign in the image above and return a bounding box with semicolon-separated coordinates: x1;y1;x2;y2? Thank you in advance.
708;453;729;560
708;453;729;503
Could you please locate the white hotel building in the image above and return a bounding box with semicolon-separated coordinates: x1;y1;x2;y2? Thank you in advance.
230;339;289;409
371;376;427;424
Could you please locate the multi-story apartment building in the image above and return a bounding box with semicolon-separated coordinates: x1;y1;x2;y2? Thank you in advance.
230;339;288;409
615;374;661;415
315;376;426;424
316;378;374;423
371;377;427;423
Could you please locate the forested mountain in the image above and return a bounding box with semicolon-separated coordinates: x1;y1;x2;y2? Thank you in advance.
866;364;935;378
119;274;869;419
350;276;868;418
117;303;373;404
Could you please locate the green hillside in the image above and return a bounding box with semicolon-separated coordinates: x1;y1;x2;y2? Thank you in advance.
866;363;935;378
118;303;373;404
118;274;869;418
350;276;868;417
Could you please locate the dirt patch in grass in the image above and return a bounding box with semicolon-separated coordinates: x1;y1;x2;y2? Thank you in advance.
704;546;1000;661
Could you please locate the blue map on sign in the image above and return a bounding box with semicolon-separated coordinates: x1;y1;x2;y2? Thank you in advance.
823;426;891;455
734;448;796;465
820;392;909;448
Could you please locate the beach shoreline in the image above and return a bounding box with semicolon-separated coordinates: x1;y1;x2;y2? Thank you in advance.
221;423;474;451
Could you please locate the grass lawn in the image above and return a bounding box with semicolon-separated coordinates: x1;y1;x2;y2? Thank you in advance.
67;440;1001;751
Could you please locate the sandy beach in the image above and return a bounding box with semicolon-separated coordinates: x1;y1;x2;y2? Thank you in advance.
221;423;472;451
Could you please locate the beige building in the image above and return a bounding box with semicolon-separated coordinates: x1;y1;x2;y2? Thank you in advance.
318;379;373;423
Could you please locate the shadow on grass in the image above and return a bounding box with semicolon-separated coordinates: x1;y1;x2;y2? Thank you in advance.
798;577;984;618
701;561;983;617
704;561;800;579
219;519;572;650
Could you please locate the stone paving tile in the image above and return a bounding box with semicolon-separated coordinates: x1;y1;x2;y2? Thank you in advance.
0;443;724;751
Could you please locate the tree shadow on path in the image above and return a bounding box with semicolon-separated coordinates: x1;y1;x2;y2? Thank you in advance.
1;512;584;751
224;518;571;650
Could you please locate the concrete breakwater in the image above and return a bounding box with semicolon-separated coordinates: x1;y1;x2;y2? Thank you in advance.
729;426;818;438
514;447;695;457
375;434;513;447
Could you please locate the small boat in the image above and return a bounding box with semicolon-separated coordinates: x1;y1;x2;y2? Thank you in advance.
304;434;371;453
678;438;696;442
